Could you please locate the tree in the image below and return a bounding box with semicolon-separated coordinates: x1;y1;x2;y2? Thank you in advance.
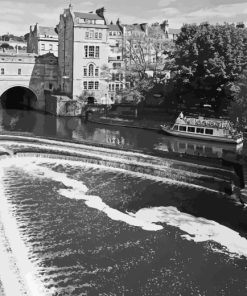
229;69;247;127
170;23;247;113
121;24;174;103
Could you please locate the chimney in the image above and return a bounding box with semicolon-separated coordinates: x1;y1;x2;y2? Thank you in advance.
96;7;105;19
161;20;169;34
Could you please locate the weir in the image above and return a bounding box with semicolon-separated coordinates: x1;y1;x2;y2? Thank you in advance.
0;134;242;196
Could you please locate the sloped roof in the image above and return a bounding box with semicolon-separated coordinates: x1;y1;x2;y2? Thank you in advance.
74;12;103;20
108;24;121;31
38;26;57;37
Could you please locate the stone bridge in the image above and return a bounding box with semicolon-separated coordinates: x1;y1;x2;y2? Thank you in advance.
0;52;58;111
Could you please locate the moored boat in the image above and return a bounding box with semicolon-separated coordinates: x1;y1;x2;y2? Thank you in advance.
161;112;243;144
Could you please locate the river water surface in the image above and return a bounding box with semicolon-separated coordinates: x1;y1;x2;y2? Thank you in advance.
0;109;247;295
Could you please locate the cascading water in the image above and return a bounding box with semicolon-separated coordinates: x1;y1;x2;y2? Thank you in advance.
0;137;247;296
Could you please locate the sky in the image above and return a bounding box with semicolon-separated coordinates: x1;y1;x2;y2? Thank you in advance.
1;0;247;36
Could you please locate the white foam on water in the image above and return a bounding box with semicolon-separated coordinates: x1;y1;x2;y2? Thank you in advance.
0;161;54;295
19;158;163;232
131;206;247;258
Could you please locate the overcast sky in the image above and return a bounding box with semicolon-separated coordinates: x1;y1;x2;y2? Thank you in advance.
1;0;247;35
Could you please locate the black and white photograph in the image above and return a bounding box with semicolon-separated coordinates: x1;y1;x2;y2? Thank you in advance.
0;0;247;295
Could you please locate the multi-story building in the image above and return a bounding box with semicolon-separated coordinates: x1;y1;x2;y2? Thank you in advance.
56;5;180;104
26;24;58;57
107;20;125;102
57;6;112;103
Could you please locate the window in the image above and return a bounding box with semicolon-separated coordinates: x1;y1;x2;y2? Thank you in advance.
89;46;94;57
83;81;87;89
88;64;94;76
120;73;123;81
89;30;94;38
49;83;53;90
18;68;21;75
109;84;111;91
99;33;102;39
85;32;89;39
84;68;87;76
95;81;99;90
173;125;178;130
84;45;88;57
112;84;115;90
109;31;112;36
116;84;120;91
49;44;53;50
196;128;204;134
113;31;116;36
112;73;116;81
95;68;99;76
120;84;123;90
95;32;98;39
1;68;4;75
179;126;186;131
41;44;45;50
116;73;120;81
188;126;195;133
113;63;121;69
88;81;94;89
205;129;213;135
95;46;99;58
117;56;121;60
85;45;99;58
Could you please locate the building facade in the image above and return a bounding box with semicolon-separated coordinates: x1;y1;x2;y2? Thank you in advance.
56;6;180;104
26;25;58;57
58;6;112;103
0;52;58;110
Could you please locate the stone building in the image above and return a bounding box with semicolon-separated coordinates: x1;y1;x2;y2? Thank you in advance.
0;52;58;111
107;20;125;102
26;24;58;57
57;6;111;104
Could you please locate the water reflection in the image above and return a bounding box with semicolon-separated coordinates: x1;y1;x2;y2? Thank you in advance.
0;108;243;158
154;136;243;158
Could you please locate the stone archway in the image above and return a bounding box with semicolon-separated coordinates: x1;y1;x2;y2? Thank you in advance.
87;97;95;104
0;86;38;110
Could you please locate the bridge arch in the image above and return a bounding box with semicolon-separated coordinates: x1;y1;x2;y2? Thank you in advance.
0;85;38;110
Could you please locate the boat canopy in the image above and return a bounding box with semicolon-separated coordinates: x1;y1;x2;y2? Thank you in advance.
175;112;232;129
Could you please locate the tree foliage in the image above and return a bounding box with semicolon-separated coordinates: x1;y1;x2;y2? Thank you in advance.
121;25;173;103
170;23;247;113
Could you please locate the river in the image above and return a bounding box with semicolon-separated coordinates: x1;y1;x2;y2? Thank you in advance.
0;108;246;296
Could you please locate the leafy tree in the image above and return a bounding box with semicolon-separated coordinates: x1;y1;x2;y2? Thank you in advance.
170;23;247;113
229;69;247;127
121;24;174;103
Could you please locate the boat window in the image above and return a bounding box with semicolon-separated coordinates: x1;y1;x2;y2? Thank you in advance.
179;126;187;131
173;125;178;130
196;128;204;134
179;143;186;149
205;129;213;135
188;126;195;133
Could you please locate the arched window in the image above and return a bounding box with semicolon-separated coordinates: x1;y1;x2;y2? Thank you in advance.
88;64;94;76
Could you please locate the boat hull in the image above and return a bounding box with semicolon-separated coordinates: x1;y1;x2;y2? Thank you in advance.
160;125;243;145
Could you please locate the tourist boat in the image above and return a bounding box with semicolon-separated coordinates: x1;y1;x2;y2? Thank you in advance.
160;112;243;144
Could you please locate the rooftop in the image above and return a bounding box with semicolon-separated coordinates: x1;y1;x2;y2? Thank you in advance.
38;26;57;37
108;24;122;31
74;12;103;20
